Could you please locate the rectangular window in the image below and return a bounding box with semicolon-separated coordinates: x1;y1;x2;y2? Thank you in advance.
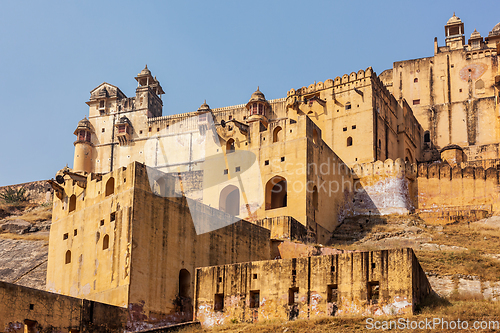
288;288;299;305
100;219;104;226
214;294;224;311
110;212;116;222
352;125;356;129
223;169;228;175
343;127;347;131
368;282;380;304
235;166;240;172
74;229;77;236
264;160;269;166
63;233;68;240
413;99;420;105
281;157;285;162
327;284;338;303
250;291;260;308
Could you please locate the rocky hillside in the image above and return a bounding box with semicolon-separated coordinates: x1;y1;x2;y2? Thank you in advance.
0;202;51;290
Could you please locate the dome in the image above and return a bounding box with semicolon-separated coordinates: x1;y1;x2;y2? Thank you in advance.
248;87;266;103
447;13;462;25
489;22;500;37
470;29;481;39
139;64;151;76
77;117;91;129
197;100;211;112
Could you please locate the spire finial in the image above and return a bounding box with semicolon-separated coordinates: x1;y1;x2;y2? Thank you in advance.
257;86;260;91
204;99;206;104
145;64;148;69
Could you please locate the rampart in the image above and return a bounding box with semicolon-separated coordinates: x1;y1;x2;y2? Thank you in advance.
351;158;417;215
416;162;500;223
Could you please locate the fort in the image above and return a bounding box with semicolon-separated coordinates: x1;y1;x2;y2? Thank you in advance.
1;14;500;332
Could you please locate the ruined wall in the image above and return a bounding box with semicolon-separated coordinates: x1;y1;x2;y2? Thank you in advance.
253;216;307;242
352;158;417;215
194;248;431;327
0;281;127;333
416;163;500;220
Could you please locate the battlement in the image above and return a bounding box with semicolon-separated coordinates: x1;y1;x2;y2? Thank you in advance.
352;158;417;179
286;67;374;97
417;162;500;181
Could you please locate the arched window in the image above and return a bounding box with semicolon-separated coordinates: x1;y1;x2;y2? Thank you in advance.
265;176;287;210
226;139;235;153
65;250;71;264
414;78;418;83
154;177;169;197
312;186;318;211
424;131;430;143
273;126;282;143
103;234;109;250
313;129;319;145
347;137;353;147
179;269;191;299
69;195;76;212
219;185;240;216
105;177;114;196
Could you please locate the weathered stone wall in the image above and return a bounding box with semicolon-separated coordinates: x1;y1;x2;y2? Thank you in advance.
47;162;271;328
416;163;500;219
0;281;127;333
194;248;431;327
0;181;53;204
352;158;417;215
253;216;307;241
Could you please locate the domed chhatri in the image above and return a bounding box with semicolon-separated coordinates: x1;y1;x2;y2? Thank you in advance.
489;22;500;37
198;100;211;112
248;87;267;103
140;64;151;76
447;12;462;25
470;29;481;39
75;117;91;131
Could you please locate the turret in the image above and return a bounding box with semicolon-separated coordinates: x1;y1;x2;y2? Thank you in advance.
135;65;164;118
245;87;270;127
445;13;465;50
73;117;94;174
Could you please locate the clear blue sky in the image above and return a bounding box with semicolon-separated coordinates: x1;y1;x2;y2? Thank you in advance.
0;0;498;186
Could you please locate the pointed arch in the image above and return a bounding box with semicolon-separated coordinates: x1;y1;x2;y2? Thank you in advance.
65;250;71;264
105;177;115;196
273;126;282;143
265;176;287;210
103;234;109;250
347;137;353;147
219;185;240;216
69;195;76;212
226;139;235;153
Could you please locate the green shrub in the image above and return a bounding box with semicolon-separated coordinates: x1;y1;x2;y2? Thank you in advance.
0;187;29;203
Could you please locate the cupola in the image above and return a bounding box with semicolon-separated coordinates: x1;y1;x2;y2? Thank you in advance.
245;87;270;126
445;13;465;50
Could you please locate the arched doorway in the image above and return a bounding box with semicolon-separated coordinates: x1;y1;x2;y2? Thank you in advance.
266;176;287;210
219;185;240;216
178;269;193;320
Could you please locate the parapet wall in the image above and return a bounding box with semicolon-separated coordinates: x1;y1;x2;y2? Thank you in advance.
351;159;417;215
416;162;500;214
